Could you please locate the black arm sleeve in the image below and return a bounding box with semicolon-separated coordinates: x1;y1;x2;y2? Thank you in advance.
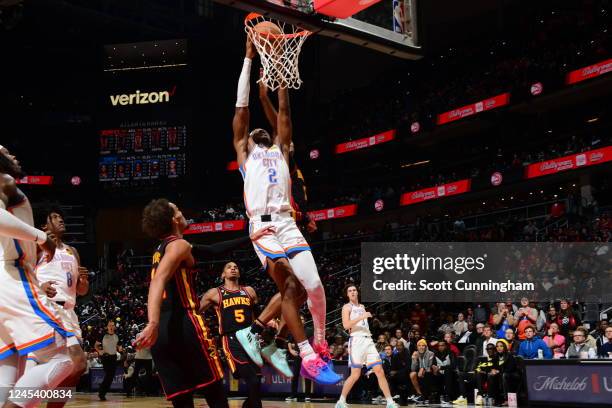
191;235;251;257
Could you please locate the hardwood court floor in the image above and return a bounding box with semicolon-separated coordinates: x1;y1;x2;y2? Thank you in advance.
65;393;485;408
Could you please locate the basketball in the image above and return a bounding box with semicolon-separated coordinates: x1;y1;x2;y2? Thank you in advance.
253;20;282;36
252;20;283;57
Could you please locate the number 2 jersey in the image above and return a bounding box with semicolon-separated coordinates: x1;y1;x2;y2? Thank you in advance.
215;286;254;335
241;144;292;218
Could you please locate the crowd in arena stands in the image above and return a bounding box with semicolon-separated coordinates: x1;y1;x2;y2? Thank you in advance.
309;128;610;211
321;0;610;142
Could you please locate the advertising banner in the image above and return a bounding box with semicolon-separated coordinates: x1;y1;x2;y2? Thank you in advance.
565;59;612;84
308;204;358;221
399;180;471;206
524;146;612;179
335;130;395;154
436;93;510;125
184;220;246;235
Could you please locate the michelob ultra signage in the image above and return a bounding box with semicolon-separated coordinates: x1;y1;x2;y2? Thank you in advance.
109;86;176;107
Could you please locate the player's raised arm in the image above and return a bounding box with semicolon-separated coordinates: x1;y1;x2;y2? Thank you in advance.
258;74;278;139
233;37;257;166
276;86;292;162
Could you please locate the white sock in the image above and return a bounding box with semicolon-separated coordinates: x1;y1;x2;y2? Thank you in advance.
298;340;314;358
338;395;346;403
236;58;252;107
289;250;326;346
386;397;394;404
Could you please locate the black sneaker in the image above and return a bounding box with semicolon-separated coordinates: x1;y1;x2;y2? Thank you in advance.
413;395;425;403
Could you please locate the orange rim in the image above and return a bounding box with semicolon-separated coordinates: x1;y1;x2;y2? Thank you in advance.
244;12;311;39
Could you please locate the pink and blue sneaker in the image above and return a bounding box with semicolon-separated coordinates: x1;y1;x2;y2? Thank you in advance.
300;353;342;385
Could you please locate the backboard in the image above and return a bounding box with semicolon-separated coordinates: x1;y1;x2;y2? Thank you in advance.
215;0;421;59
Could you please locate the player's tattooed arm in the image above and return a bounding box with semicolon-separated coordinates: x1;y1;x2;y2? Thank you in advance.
199;288;220;313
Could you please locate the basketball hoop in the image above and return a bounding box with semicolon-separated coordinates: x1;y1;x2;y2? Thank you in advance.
244;13;311;91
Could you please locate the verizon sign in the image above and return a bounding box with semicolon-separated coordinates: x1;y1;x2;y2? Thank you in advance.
525;146;612;179
526;363;612;405
110;86;176;106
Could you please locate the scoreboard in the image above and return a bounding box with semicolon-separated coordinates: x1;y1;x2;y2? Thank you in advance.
98;123;187;184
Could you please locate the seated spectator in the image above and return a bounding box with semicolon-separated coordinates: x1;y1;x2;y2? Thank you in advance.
431;340;457;405
388;342;410;404
375;334;388;353
409;339;434;404
598;326;612;358
594;319;610;351
478;325;498;357
443;332;460;357
514;297;538;340
457;322;478;346
556;299;581;340
543;322;566;359
518;326;552;359
438;315;455;336
394;328;409;349
330;335;347;360
503;328;520;355
492;303;515;339
496;339;520;406
453;313;468;338
475;344;502;404
566;327;597;359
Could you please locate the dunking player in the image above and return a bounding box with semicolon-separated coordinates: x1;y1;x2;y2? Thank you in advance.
232;37;339;384
25;207;89;408
200;261;292;408
0;146;75;408
136;198;272;408
336;284;398;408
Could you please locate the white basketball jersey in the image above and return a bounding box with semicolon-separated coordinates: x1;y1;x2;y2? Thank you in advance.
242;144;292;218
348;303;371;337
0;197;37;269
36;246;79;309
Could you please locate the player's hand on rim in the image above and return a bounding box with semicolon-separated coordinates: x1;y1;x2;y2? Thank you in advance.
246;36;257;60
250;225;275;241
135;321;159;350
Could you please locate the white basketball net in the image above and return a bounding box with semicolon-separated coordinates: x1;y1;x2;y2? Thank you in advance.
245;13;311;91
